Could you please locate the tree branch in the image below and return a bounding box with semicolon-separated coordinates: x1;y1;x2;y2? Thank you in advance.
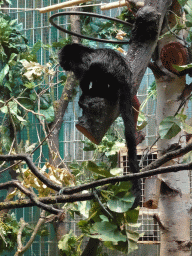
1;162;192;211
15;218;27;256
142;141;192;172
15;211;46;256
0;154;62;191
1;151;192;198
0;180;62;214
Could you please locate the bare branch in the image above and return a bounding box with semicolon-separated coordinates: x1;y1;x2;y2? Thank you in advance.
58;162;192;195
15;218;27;256
0;120;60;175
142;141;192;172
0;180;62;214
15;211;46;256
1;153;192;198
0;154;61;191
0;162;192;211
0;192;94;210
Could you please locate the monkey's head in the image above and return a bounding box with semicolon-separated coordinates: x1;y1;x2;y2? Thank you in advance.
59;43;94;74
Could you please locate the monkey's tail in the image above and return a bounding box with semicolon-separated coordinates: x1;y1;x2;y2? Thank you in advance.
119;85;141;209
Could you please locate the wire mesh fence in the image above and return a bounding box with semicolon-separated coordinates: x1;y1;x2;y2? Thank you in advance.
0;1;191;256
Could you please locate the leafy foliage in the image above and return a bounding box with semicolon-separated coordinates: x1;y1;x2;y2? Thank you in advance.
83;129;125;169
159;116;182;139
58;230;82;256
159;114;192;139
0;213;48;254
0;12;59;153
63;159;142;255
80;7;133;48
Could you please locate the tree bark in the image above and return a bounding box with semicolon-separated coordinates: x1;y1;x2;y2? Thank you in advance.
152;1;191;255
156;75;191;256
49;7;81;256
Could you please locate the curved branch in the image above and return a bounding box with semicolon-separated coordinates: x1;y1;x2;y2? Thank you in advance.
0;180;61;214
59;161;192;195
1;153;192;197
0;154;61;191
0;192;94;210
15;211;46;256
142;141;192;172
0;162;192;211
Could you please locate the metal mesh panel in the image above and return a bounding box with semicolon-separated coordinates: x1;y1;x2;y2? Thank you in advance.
1;1;191;256
119;146;160;255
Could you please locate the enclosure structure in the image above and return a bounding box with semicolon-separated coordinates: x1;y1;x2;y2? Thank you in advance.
0;0;192;256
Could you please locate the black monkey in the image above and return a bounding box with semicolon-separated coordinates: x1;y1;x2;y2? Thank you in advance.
59;43;141;207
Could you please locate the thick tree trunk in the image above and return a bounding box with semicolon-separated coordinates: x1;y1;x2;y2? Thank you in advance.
156;75;191;256
142;1;191;254
155;1;191;254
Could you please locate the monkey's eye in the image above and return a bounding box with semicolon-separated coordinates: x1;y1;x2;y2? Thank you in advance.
89;82;93;90
108;84;110;88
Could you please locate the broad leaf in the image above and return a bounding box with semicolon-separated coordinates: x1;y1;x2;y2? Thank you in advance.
1;101;17;115
89;222;127;242
87;161;112;177
0;64;9;84
31;40;42;55
177;0;188;6
107;193;135;213
159;116;181;139
183;123;192;134
125;208;139;223
39;106;54;123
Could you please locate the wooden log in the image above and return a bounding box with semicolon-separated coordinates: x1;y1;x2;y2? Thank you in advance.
38;0;90;13
101;0;127;11
76;95;120;145
143;175;161;209
101;0;144;11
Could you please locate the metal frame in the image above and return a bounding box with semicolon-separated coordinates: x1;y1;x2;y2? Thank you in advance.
49;11;132;44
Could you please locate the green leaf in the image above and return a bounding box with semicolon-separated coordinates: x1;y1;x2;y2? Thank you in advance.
0;125;12;151
5;0;12;5
100;215;109;222
107;193;135;213
87;161;112;178
76;201;91;218
105;141;125;156
128;239;139;254
8;53;17;66
177;0;188;6
89;222;127;242
127;229;140;242
31;40;42;55
40;93;52;109
137;111;148;130
110;168;123;176
110;181;133;195
58;230;79;256
16;115;27;123
24;82;36;89
39;106;55;123
183;123;192;134
173;63;192;71
159;116;181;139
0;101;17;115
185;1;192;16
0;64;9;85
125;208;139;223
18;98;34;110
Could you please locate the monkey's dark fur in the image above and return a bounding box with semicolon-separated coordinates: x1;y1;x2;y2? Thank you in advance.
59;43;141;207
